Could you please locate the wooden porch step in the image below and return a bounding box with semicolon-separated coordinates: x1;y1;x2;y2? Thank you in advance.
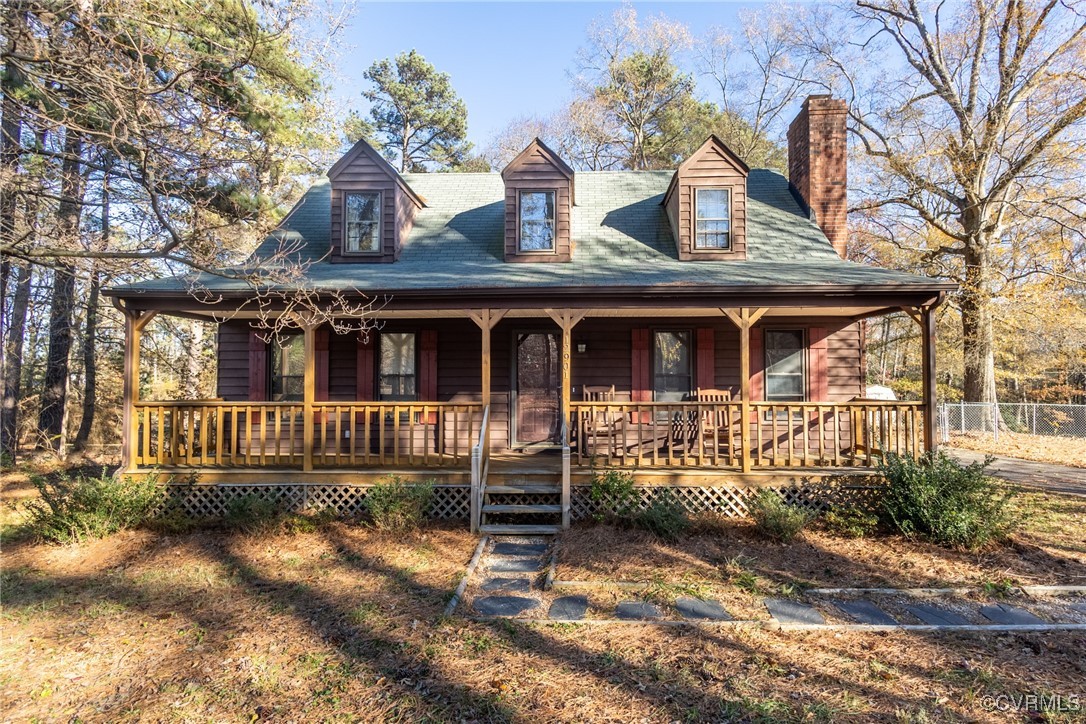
482;504;562;514
484;485;560;495
479;524;562;535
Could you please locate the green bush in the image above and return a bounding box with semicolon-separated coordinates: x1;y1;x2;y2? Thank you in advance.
223;494;287;535
822;505;879;538
878;451;1016;549
632;490;690;541
363;476;434;530
747;489;813;542
589;468;637;521
24;469;164;544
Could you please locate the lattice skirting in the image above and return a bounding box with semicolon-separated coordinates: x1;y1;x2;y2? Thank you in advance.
569;483;884;520
164;484;471;520
163;482;880;523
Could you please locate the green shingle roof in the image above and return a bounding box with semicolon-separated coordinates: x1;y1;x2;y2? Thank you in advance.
110;169;946;296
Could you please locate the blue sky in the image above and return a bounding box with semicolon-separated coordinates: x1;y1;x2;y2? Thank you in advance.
334;2;765;148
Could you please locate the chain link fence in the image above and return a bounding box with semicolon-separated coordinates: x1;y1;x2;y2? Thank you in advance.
939;402;1086;442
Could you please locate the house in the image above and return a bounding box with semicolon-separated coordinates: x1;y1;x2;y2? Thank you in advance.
105;96;953;533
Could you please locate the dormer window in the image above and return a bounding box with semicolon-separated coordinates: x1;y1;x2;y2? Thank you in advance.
344;192;381;253
694;188;731;250
518;191;556;252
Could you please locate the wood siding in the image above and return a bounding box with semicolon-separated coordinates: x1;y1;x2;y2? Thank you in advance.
502;143;572;262
215;317;864;454
663;138;749;261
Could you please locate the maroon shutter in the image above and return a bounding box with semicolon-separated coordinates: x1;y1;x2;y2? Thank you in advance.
420;330;438;423
632;328;651;422
248;330;267;401
809;327;828;401
749;327;764;401
315;327;330;401
356;333;375;400
696;328;715;391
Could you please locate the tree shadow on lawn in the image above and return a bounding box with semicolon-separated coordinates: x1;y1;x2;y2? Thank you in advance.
4;521;1085;722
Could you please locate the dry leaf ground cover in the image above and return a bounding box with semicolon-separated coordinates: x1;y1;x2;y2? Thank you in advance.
3;470;1086;722
949;431;1086;468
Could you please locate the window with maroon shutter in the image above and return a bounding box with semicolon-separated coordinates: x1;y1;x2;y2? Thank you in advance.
764;329;806;403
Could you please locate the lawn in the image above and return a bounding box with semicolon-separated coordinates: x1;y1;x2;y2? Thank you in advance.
3;469;1085;722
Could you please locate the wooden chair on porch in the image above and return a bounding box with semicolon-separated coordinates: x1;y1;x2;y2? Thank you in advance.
581;385;626;458
696;388;733;458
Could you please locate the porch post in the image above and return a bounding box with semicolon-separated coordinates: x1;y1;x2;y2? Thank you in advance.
301;319;318;472
469;309;507;459
722;307;767;473
921;305;938;453
120;308;156;473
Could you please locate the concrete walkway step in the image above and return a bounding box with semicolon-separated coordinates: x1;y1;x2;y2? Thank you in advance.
675;597;732;621
549;596;589;620
492;541;550;556
906;603;973;626
474;596;539;617
979;603;1044;625
615;601;662;620
833;599;898;625
765;598;826;625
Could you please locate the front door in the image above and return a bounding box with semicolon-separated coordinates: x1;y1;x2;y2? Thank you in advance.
513;331;559;446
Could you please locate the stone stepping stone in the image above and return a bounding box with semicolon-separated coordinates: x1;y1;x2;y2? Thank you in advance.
979;603;1044;625
765;598;826;625
548;596;589;621
675;597;732;621
474;596;539;617
833;600;898;625
480;577;532;594
615;601;662;620
489;557;543;573
1069;603;1086;614
492;542;549;557
906;603;972;626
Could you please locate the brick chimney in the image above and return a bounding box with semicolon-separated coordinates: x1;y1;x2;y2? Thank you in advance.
787;95;848;257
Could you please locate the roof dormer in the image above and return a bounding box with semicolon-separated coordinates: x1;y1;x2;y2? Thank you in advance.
326;138;425;263
663;136;749;261
501;138;574;263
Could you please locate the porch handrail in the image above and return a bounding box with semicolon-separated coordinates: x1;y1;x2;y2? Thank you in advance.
470;404;490;533
560;413;570;529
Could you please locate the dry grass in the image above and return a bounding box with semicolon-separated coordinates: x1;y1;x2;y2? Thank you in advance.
3;468;1086;722
557;491;1086;590
949;431;1086;468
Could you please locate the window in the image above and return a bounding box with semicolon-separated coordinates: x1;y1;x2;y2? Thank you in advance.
764;330;805;402
518;190;556;252
344;192;381;253
653;331;692;402
694;188;731;249
379;332;416;400
269;334;304;401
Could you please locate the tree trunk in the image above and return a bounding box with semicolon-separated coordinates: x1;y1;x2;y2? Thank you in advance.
960;241;999;404
72;264;99;452
1;262;30;460
37;131;84;452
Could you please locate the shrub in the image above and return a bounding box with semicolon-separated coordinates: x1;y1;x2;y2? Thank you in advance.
24;469;164;544
363;476;434;530
589;468;637;521
878;451;1016;549
822;505;879;538
632;490;690;541
223;494;287;535
746;489;813;542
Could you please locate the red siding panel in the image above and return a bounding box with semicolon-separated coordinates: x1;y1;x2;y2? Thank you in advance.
248;330;266;401
809;326;829;401
696;327;715;390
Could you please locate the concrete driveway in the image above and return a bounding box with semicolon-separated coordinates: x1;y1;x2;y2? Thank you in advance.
945;447;1086;498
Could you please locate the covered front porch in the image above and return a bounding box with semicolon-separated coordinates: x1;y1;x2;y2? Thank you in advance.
116;295;943;532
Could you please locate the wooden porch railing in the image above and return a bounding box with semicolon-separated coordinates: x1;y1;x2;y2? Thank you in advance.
470;405;490;533
567;399;925;469
133;400;484;469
